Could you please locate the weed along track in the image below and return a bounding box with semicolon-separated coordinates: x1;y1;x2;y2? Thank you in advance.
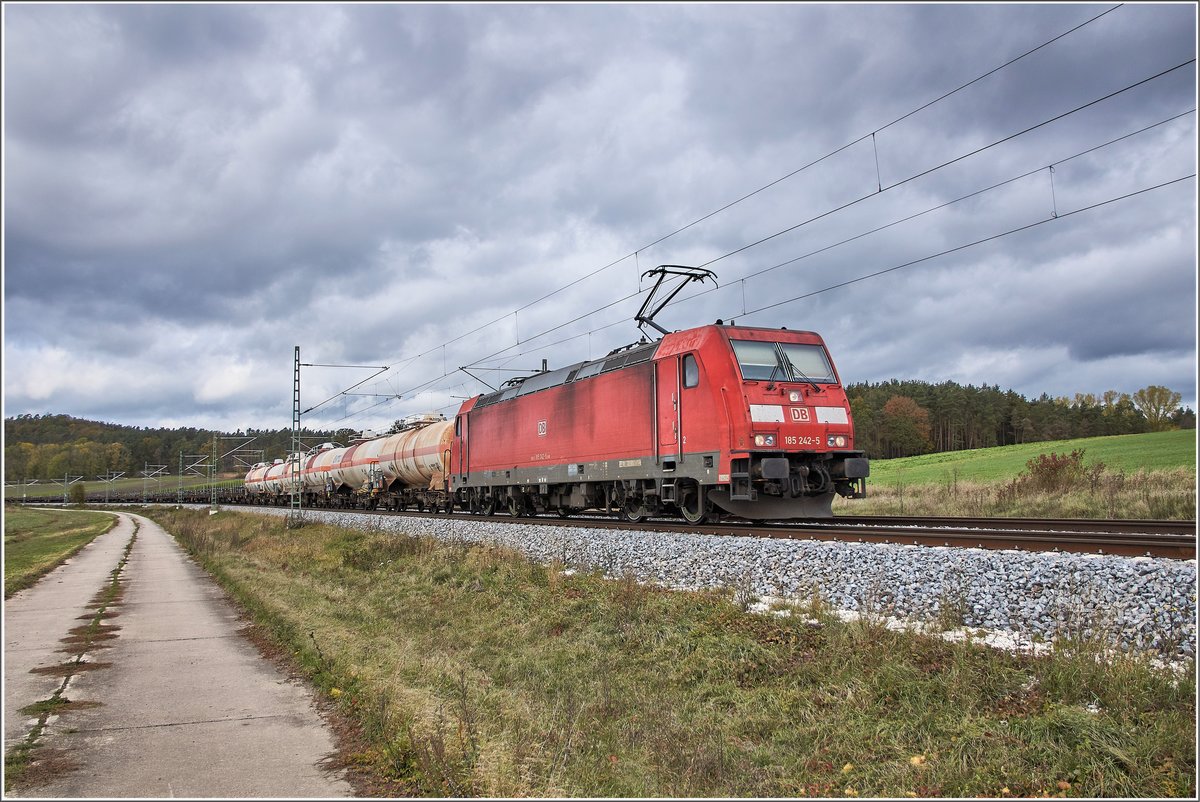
5;521;137;786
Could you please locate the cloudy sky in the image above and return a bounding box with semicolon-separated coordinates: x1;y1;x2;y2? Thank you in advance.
3;2;1197;436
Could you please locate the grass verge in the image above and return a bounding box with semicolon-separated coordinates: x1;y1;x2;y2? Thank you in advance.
142;507;1195;798
865;430;1195;487
834;466;1196;519
838;432;1196;519
4;506;118;598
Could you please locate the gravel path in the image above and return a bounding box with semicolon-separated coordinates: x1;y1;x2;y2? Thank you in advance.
241;507;1196;659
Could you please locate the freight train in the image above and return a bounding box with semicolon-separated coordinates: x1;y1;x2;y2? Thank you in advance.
245;319;869;522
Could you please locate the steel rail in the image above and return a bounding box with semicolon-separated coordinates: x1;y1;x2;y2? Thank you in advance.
50;496;1198;560
826;515;1196;537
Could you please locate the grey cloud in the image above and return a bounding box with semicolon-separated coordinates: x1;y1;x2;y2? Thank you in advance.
3;2;1195;431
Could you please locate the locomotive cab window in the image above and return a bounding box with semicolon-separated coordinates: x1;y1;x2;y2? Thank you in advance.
682;353;699;388
731;339;835;384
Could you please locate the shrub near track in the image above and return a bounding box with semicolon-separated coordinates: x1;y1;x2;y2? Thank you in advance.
3;506;117;597
146;507;1195;798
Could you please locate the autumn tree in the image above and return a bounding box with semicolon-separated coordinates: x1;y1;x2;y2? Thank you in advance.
1132;385;1182;431
881;395;933;458
4;442;36;481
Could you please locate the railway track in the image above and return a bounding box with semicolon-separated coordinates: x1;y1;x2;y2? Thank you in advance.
21;497;1196;560
264;505;1198;560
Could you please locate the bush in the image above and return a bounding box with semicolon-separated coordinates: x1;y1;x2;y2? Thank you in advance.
68;483;86;506
1018;449;1105;493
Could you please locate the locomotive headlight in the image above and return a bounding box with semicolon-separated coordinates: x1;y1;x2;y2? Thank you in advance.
827;435;847;448
789;390;801;403
755;434;776;447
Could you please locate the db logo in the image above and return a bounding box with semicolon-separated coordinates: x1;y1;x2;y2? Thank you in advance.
790;407;809;422
537;420;548;437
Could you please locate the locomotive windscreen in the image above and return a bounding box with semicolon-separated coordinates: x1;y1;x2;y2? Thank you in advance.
730;340;835;383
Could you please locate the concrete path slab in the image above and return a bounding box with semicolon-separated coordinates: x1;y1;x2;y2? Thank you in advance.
4;510;133;752
5;511;353;798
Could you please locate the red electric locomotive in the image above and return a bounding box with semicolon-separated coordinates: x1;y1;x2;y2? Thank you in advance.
448;321;868;522
248;267;868;521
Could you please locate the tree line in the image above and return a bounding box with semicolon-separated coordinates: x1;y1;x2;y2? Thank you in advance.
848;381;1194;459
3;414;355;485
4;382;1195;481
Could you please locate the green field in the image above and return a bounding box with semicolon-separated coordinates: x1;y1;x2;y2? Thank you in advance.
3;506;117;597
867;429;1196;487
3;474;242;501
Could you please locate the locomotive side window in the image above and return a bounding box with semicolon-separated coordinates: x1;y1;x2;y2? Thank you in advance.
683;353;699;388
731;339;835;384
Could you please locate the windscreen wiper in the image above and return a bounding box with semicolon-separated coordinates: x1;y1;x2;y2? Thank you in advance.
765;359;782;390
775;344;821;394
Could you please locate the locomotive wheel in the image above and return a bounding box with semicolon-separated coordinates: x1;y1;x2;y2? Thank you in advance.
607;483;626;516
507;495;522;517
679;485;710;524
482;495;497;516
620;498;646;523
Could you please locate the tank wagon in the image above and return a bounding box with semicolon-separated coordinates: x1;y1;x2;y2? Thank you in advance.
245;414;454;511
250;321;868;522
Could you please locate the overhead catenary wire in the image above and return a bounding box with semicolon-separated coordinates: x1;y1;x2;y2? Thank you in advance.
357;5;1126;385
414;169;1197;410
438;56;1196;380
734;174;1195;319
678;108;1197;295
694;60;1195;272
340;106;1197;423
458;82;1195;372
307;7;1191;428
380;122;1197;414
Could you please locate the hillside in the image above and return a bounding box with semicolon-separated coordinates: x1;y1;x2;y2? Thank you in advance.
864;429;1196;487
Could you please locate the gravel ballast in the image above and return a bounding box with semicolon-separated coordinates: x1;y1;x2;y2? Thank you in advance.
244;507;1196;659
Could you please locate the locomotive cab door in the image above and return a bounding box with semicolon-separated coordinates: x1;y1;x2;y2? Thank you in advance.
656;356;680;466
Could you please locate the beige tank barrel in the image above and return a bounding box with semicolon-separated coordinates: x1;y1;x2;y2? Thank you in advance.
382;420;454;490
